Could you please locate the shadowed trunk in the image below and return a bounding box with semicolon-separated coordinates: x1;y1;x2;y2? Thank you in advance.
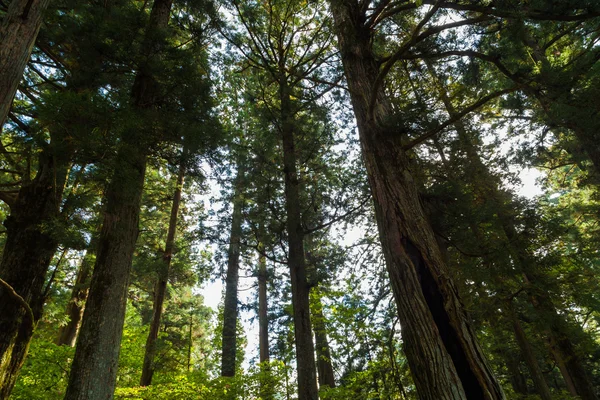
63;0;173;398
279;74;319;400
312;293;335;389
140;160;185;386
0;145;70;399
507;305;552;400
328;3;504;399
0;0;51;130
221;167;244;378
56;252;95;347
258;249;269;364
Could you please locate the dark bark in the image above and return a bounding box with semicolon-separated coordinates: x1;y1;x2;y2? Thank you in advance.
0;146;70;399
328;3;504;399
506;355;529;396
63;1;173;398
140;161;185;386
508;305;553;400
258;249;269;365
279;75;319;400
0;0;50;130
56;252;94;347
312;293;335;389
221;168;244;378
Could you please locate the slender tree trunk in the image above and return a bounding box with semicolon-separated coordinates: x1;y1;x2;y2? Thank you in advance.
279;75;319;400
140;161;185;386
0;147;70;399
329;3;504;399
56;252;95;347
505;355;529;396
507;305;552;400
221;168;244;378
258;249;269;365
311;293;335;389
63;1;173;398
0;0;51;130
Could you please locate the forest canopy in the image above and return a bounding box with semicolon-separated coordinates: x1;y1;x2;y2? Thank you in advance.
1;0;600;399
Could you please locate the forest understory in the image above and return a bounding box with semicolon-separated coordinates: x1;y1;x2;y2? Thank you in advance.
1;0;600;399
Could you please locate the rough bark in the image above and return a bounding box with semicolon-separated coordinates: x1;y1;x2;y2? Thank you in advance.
56;252;94;347
0;146;70;399
63;1;173;398
140;161;185;386
0;0;51;130
311;293;335;389
329;3;504;399
221;168;244;378
279;75;319;400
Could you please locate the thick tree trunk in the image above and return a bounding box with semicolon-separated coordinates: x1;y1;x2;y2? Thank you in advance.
508;306;552;400
311;293;335;389
0;0;50;130
0;147;70;399
329;3;504;399
63;1;173;398
221;168;244;378
56;252;94;347
279;76;319;400
140;161;185;386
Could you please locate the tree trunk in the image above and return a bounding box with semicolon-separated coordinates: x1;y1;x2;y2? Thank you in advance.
0;0;50;130
311;293;335;389
0;147;70;399
56;252;94;347
505;355;529;396
140;160;185;386
507;305;552;400
221;168;244;378
279;75;319;400
63;1;173;398
328;3;504;399
258;249;269;365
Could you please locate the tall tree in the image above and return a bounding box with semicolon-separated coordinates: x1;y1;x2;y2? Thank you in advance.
63;0;175;397
140;157;186;386
0;0;50;130
327;2;504;398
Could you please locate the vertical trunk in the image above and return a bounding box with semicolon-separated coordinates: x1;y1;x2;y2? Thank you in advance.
56;252;95;347
505;355;529;396
221;168;244;377
63;1;173;398
329;3;504;399
140;161;185;386
258;249;269;364
507;306;552;400
0;148;70;399
279;75;319;400
0;0;51;130
311;293;335;389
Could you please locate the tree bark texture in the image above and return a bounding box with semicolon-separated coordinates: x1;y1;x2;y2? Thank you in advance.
0;147;70;399
63;0;173;398
221;168;244;378
279;76;319;400
140;161;185;386
56;252;94;347
329;3;504;399
0;0;51;130
311;293;336;389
